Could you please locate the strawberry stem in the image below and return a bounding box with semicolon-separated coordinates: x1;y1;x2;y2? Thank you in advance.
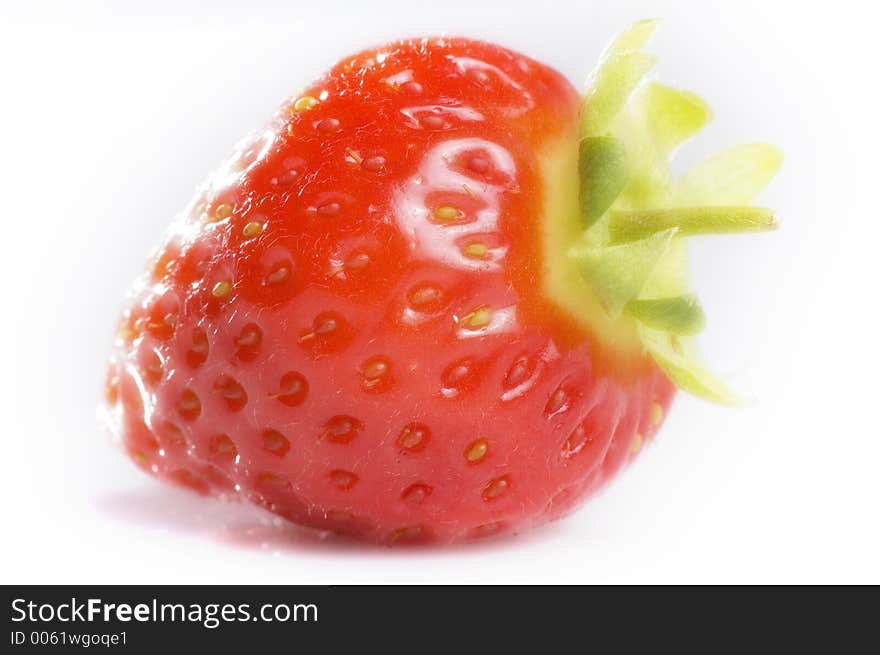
571;20;782;404
608;206;777;242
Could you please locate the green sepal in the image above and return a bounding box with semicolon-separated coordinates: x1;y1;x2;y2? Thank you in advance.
626;294;705;335
641;327;740;405
607;18;659;55
581;20;659;137
673;143;784;205
568;228;677;318
637;81;712;156
579;136;630;226
582;53;655;137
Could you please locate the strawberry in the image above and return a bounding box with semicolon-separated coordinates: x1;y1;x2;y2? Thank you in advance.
105;21;780;544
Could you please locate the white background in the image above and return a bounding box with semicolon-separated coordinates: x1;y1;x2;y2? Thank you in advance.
1;0;877;584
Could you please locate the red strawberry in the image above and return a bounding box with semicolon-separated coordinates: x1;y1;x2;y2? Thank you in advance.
105;21;780;544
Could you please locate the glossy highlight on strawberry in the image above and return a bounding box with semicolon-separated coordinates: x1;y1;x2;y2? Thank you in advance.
104;22;779;544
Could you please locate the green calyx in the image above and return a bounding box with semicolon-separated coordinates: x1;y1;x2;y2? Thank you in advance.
569;20;783;404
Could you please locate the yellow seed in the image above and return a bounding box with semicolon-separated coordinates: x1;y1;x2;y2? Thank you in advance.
630;433;644;454
257;473;291;490
651;401;663;426
265;266;290;285
293;95;318;112
465;438;488;462
462;242;488;259
211;280;232;298
390;525;424;543
433;205;462;222
362;358;389;380
409;284;440;308
214;203;234;220
462;183;476;198
116;324;135;341
398;423;429;450
242;221;264;238
179;392;200;412
346;252;370;270
346;148;363;164
462;306;491;330
482;476;509;500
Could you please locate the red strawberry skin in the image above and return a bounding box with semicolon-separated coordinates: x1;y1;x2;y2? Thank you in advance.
106;37;674;544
